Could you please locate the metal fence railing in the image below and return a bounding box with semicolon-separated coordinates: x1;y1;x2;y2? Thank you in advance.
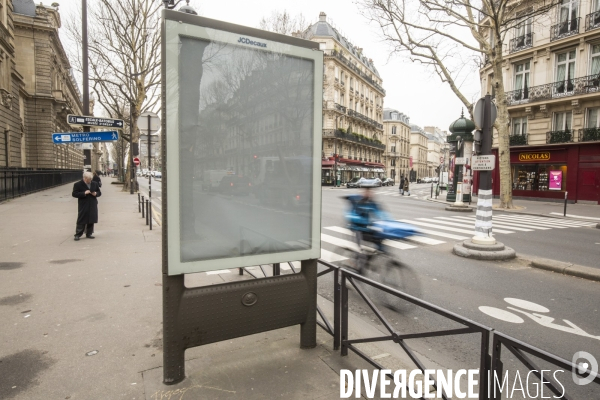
0;168;82;202
237;258;600;398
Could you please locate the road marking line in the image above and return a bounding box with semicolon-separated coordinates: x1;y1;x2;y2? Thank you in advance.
398;220;478;235
550;212;600;221
494;216;582;228
496;215;594;225
440;216;533;232
422;218;514;234
324;226;441;246
395;223;468;240
450;216;550;230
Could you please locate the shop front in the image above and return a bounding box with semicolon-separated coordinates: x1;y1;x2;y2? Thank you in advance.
321;157;385;186
473;143;600;204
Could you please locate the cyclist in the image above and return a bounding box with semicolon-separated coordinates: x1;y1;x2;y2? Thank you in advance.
345;187;390;272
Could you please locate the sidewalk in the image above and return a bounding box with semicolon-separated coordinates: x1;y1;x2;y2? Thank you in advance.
428;192;600;221
0;179;411;400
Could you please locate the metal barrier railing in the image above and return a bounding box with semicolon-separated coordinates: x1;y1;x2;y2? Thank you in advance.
237;257;600;399
0;168;82;202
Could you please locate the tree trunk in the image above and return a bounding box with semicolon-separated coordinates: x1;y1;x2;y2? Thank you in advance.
493;59;514;209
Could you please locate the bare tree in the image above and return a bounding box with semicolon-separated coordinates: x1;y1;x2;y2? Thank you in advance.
66;0;161;188
259;10;310;35
360;0;559;209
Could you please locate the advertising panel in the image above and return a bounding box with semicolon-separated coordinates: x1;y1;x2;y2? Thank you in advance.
164;13;322;275
549;170;562;190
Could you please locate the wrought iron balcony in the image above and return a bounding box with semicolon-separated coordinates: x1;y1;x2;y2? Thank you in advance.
579;127;600;142
324;50;386;95
509;134;528;145
585;11;600;31
334;103;346;114
546;130;573;144
332;129;386;150
506;74;600;105
509;33;533;53
550;18;580;41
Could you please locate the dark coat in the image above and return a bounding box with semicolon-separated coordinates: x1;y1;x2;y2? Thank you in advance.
92;175;102;187
72;180;102;225
403;179;409;191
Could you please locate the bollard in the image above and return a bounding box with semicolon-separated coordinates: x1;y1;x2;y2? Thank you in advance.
146;200;149;225
149;200;152;231
141;196;145;218
430;182;433;198
138;193;141;213
564;191;568;217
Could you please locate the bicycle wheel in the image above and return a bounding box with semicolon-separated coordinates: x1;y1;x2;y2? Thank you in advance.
376;257;422;313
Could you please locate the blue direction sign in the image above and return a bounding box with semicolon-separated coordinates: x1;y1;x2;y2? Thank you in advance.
52;131;119;144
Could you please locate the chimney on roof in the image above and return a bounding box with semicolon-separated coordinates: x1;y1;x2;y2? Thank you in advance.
357;47;363;55
319;12;327;22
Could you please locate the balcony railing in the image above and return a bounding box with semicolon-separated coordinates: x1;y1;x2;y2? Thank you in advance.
324;50;386;95
506;74;600;105
550;18;580;41
509;134;528;145
335;103;346;114
585;11;600;31
331;129;386;150
347;109;384;130
546;130;574;144
579;127;600;141
509;33;533;53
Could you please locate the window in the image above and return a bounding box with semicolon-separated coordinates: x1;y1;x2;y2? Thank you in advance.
515;16;532;38
334;90;338;103
512;117;528;135
555;50;576;95
391;145;396;152
586;108;600;128
335;66;339;79
590;44;600;76
392;126;397;134
553;111;572;131
319;42;326;50
558;0;579;33
514;61;530;100
392;112;398;120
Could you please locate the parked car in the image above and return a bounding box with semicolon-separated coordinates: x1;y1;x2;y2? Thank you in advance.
154;172;162;180
422;177;432;183
359;177;382;188
381;178;394;186
433;177;439;183
346;177;363;188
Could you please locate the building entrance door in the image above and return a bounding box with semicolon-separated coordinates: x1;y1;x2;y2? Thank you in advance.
577;167;600;203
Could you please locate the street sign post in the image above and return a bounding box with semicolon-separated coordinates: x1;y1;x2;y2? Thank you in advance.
67;114;124;129
472;155;496;171
52;131;119;143
137;111;160;133
473;98;497;129
455;157;468;165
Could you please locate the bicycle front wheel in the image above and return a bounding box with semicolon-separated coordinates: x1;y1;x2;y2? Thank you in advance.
379;259;422;312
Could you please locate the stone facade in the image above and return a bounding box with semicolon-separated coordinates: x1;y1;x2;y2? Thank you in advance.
298;12;386;185
424;126;447;177
409;124;428;181
0;1;84;169
382;108;411;181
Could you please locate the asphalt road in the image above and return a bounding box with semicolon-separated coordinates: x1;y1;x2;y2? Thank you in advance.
141;178;600;388
319;184;600;393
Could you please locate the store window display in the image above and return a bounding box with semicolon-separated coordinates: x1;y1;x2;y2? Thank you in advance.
512;164;567;191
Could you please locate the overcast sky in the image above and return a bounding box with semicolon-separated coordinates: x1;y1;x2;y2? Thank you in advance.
56;0;481;130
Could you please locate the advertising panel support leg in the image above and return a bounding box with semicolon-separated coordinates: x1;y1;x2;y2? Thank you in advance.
300;259;317;349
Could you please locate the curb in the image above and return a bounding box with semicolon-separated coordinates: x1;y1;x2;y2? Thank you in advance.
522;256;600;282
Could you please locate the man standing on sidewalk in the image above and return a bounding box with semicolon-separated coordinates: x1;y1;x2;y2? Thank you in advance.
72;171;101;241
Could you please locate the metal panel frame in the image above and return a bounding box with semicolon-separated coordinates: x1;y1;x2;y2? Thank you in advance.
163;10;323;275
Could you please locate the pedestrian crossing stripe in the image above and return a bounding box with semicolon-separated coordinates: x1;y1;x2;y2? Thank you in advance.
324;226;444;245
496;215;596;227
321;232;417;251
494;215;590;228
449;216;551;231
398;219;479;235
423;217;515;234
434;216;534;232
